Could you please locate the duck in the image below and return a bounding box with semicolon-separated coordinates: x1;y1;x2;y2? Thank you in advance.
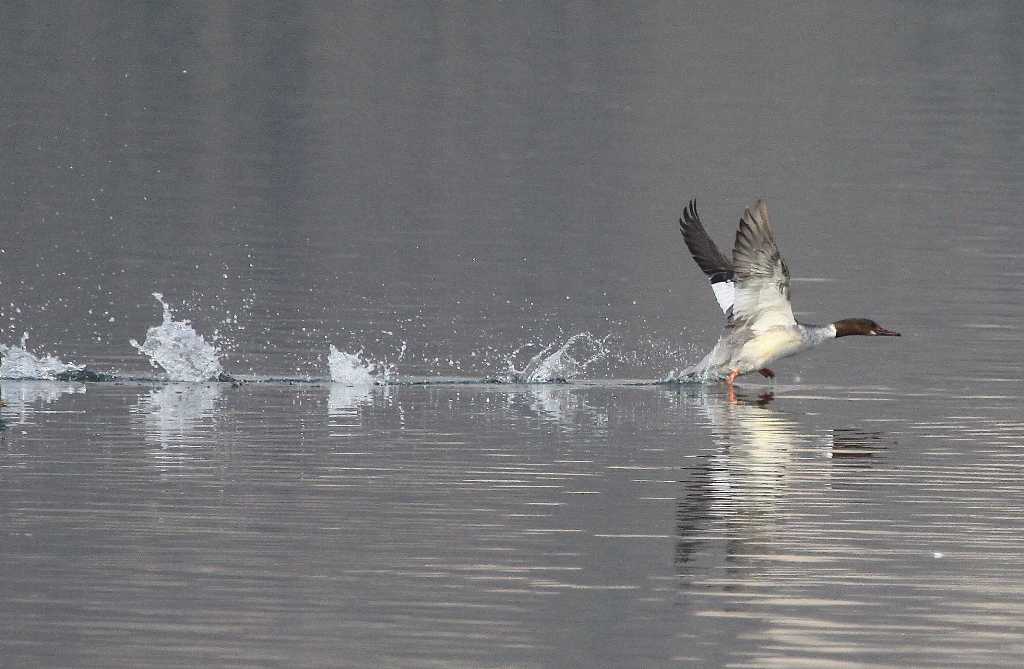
675;198;899;387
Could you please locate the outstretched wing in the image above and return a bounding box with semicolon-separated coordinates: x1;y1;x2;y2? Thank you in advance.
679;199;735;318
730;199;796;332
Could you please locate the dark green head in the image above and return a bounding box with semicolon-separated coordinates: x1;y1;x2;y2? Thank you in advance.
834;318;901;338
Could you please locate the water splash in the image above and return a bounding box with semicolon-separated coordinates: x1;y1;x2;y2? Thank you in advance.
505;333;609;383
664;339;722;383
328;345;389;385
0;333;84;380
129;293;224;382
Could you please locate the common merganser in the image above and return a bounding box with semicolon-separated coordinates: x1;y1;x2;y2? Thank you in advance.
676;198;899;387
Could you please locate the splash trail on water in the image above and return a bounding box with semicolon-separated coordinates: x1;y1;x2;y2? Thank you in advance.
129;293;224;382
504;333;609;383
0;334;84;380
0;309;694;385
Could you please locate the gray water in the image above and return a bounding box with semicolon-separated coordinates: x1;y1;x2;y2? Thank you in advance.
2;3;1024;667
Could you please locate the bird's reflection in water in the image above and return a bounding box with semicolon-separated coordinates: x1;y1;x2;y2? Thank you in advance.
673;386;800;571
830;427;888;464
671;386;887;575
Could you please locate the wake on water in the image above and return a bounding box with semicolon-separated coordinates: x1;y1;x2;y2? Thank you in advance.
325;334;608;386
0;294;695;386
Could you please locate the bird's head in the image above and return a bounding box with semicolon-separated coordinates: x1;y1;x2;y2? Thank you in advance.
833;318;901;337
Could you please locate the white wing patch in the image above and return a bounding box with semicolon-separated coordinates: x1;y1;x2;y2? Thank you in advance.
710;280;735;315
731;278;797;333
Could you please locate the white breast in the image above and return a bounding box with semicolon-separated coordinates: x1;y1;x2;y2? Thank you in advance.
736;328;806;370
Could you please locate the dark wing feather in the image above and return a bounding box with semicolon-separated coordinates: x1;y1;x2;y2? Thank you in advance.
678;199;736;317
679;199;733;281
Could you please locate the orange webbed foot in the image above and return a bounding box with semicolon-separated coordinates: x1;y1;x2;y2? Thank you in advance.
724;369;741;403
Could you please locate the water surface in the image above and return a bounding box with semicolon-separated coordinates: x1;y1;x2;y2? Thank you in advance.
2;2;1024;667
3;381;1024;667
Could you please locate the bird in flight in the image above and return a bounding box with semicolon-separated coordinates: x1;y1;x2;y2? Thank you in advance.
676;198;900;389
